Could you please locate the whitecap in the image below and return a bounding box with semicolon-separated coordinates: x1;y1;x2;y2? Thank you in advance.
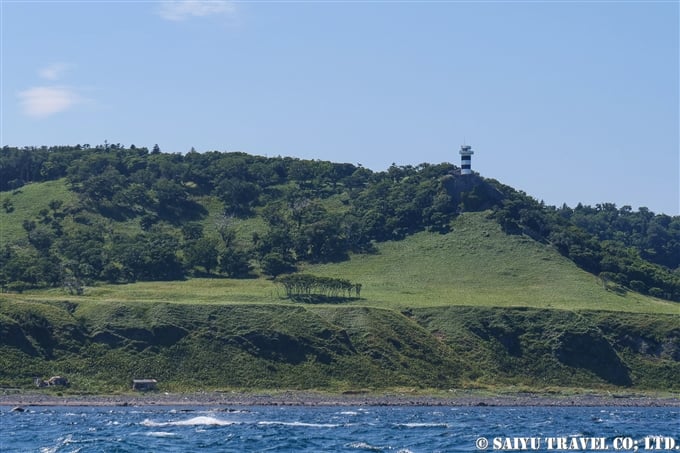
340;411;359;416
347;441;385;450
141;416;237;427
40;434;74;453
257;421;340;428
147;431;177;437
393;422;448;428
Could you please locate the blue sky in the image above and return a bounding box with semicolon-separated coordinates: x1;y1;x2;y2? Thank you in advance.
2;1;678;215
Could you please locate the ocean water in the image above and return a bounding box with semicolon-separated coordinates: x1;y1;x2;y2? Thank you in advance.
1;405;678;452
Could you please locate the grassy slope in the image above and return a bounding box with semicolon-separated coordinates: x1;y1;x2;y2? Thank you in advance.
1;184;678;392
11;212;677;315
0;179;78;245
0;298;677;392
306;212;679;314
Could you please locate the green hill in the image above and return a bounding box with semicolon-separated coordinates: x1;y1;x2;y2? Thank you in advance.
0;146;678;394
305;212;678;314
9;211;676;314
1;211;678;393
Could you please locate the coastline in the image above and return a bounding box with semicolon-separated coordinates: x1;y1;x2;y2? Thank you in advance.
2;391;679;408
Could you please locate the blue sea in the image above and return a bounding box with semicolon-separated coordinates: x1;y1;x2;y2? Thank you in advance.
1;405;678;452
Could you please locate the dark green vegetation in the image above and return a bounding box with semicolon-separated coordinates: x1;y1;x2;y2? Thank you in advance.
277;274;361;303
2;144;678;299
1;145;679;393
0;299;677;392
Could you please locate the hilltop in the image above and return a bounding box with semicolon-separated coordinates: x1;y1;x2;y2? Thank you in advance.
1;145;678;300
0;145;678;393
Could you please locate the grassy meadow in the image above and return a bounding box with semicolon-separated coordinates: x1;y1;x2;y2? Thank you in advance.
0;179;78;245
306;212;679;314
6;212;678;316
2;197;678;392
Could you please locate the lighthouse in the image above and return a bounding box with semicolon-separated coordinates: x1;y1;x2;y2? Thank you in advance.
459;144;474;175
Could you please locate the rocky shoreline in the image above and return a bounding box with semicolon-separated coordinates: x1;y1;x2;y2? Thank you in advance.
2;391;679;408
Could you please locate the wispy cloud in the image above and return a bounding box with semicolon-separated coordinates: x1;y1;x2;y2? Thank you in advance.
39;62;70;81
158;0;235;21
18;86;81;119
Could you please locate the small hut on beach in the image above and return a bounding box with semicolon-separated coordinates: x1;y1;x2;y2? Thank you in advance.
132;379;158;391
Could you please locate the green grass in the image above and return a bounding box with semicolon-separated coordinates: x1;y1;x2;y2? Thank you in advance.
4;180;673;315
6;212;677;315
304;212;679;314
8;278;279;305
2;182;678;393
1;298;677;392
0;179;78;245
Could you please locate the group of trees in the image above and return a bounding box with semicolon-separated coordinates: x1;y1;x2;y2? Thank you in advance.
277;274;361;301
0;145;459;292
0;207;258;292
1;144;679;302
492;188;680;301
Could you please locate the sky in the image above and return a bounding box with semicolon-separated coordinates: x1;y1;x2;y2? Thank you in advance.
1;1;678;215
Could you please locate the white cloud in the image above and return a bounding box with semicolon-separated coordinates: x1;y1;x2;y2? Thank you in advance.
158;0;235;21
18;86;81;118
39;63;69;81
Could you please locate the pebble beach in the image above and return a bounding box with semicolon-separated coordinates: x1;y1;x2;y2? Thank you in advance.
2;390;679;408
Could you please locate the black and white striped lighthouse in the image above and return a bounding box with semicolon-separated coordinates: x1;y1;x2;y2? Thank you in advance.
459;144;474;175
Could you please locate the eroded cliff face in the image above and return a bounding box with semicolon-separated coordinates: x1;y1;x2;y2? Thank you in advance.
0;300;678;392
411;307;679;389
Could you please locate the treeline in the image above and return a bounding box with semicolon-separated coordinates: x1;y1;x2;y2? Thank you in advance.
276;274;361;302
1;145;678;301
0;145;459;291
492;187;680;301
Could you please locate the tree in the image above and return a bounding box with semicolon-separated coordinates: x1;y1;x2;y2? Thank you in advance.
27;227;54;252
184;237;219;274
111;232;184;281
295;218;348;263
218;248;252;278
215;214;236;247
276;274;360;302
48;199;63;212
261;252;296;277
217;179;261;216
2;198;14;213
141;233;184;280
152;178;196;219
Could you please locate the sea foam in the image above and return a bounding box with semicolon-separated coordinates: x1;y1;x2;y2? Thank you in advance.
141;416;237;427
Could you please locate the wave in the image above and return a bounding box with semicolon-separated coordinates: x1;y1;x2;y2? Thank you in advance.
393;422;449;428
146;431;177;437
141;416;238;427
347;441;385;450
257;421;341;428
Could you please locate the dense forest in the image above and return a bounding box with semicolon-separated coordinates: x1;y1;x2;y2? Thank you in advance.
1;144;679;301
